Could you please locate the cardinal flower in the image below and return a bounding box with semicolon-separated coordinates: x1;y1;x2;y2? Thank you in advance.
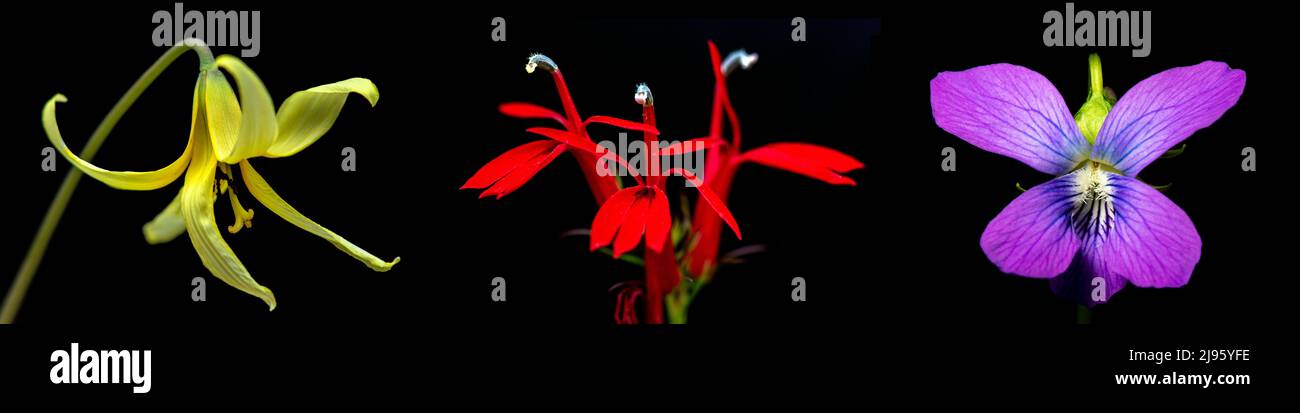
589;84;739;324
462;54;657;201
930;54;1245;304
42;49;399;309
685;41;863;277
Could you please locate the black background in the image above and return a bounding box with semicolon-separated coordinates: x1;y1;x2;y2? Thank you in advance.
1;1;1292;401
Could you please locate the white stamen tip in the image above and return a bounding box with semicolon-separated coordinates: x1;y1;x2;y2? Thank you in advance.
526;54;558;74
721;49;759;76
634;83;653;106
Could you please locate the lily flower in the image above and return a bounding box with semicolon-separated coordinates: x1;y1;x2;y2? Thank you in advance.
42;52;399;309
930;55;1245;304
685;41;864;277
462;54;658;202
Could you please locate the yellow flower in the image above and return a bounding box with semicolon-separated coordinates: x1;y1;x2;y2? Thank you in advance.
41;54;399;310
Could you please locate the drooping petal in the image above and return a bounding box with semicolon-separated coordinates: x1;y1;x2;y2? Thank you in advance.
239;161;400;272
217;56;278;161
143;192;186;245
672;168;741;240
1092;61;1246;175
265;78;380;158
1049;252;1128;306
740;143;863;186
931;64;1091;175
590;187;641;251
41;91;195;191
204;71;242;158
979;174;1081;278
583;115;660;135
1080;173;1200;288
180;109;276;310
613;195;651;258
461;140;560;190
644;188;672;253
499;102;566;125
478;141;567;199
526;127;597;153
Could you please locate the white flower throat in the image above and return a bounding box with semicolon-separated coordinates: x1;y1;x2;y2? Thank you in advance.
1069;161;1117;240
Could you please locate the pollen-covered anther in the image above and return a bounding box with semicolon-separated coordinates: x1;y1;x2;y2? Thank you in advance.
634;83;654;107
226;187;255;234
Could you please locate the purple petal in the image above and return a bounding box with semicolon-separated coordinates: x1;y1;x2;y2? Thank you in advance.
932;64;1090;175
980;174;1081;278
1049;252;1128;306
1092;61;1246;175
1081;173;1201;288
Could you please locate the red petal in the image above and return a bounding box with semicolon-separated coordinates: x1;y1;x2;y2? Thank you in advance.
672;168;741;240
756;143;863;172
590;187;640;251
707;40;738;143
657;137;724;156
526;127;596;153
499;102;566;125
462;140;558;189
480;141;566;199
644;188;672;253
741;144;861;186
707;40;725;82
584;115;660;135
613;193;651;258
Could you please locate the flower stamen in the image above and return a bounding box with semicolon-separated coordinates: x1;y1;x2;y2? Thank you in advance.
226;188;255;234
721;50;758;76
218;170;254;234
1069;162;1116;240
525;54;558;74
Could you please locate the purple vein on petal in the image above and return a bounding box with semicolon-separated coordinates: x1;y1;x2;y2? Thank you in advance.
931;63;1089;175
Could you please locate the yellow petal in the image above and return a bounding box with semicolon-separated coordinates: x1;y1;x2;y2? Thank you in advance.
203;70;241;162
182;94;277;310
142;192;186;245
40;81;198;190
239;160;399;271
264;78;379;158
206;56;277;164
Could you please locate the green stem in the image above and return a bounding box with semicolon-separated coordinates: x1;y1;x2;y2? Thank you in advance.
1;40;213;323
1076;304;1091;325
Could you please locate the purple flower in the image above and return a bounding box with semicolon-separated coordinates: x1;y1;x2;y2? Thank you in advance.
930;56;1245;305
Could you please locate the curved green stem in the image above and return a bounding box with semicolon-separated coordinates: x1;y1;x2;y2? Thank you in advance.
2;40;213;323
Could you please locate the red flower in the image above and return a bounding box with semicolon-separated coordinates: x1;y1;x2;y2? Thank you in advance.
462;54;657;201
686;41;864;277
463;44;860;324
588;85;739;323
